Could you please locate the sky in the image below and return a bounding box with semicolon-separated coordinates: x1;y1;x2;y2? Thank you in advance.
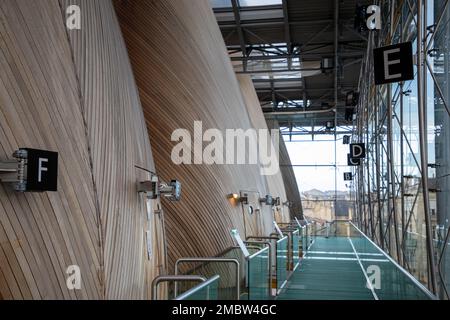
284;134;351;193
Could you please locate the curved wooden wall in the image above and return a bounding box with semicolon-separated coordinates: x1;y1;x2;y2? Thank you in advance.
61;0;165;300
237;75;291;223
0;0;101;299
266;119;304;219
114;0;288;271
0;0;164;299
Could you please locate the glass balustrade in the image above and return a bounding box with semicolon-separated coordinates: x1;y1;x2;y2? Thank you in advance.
247;246;270;300
174;220;436;300
348;222;436;300
277;220;436;300
292;230;300;270
277;236;288;291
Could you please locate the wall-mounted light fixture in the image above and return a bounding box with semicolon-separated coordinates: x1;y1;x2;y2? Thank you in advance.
273;197;281;206
228;193;238;199
326;121;335;130
0;150;26;192
227;193;248;204
260;195;273;206
282;200;291;207
139;175;181;201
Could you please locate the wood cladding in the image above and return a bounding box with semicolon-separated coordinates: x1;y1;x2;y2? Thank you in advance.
61;0;165;300
114;0;291;272
267;119;304;219
0;0;163;299
0;0;101;299
237;75;291;222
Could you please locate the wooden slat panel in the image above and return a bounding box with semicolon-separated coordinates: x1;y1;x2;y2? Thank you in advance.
0;0;101;299
237;75;290;223
60;0;165;299
266;119;304;219
114;0;290;271
0;0;164;299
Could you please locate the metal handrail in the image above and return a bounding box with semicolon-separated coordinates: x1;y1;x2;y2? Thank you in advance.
216;245;246;257
174;275;220;300
215;245;260;260
175;258;240;300
349;221;437;300
247;245;264;252
277;236;288;244
247;236;279;241
151;275;206;300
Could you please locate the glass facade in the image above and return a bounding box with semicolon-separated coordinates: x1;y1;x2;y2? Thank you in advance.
354;0;450;298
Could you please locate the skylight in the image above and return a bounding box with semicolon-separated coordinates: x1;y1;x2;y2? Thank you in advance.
210;0;282;9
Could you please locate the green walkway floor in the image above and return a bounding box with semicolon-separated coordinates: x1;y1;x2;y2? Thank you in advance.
277;235;435;300
277;237;384;300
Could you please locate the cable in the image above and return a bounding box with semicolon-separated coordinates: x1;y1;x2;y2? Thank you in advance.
135;165;157;176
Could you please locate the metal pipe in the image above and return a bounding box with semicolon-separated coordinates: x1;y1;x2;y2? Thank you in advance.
333;0;339;222
425;0;450;53
375;80;384;249
235;68;322;74
417;0;438;294
151;275;206;300
400;83;407;265
387;0;401;264
264;107;336;117
230;0;247;72
174;258;240;300
174;275;220;301
398;4;408;266
366;89;374;238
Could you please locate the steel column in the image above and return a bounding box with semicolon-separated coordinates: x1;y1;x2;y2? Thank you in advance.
334;0;339;219
417;0;438;294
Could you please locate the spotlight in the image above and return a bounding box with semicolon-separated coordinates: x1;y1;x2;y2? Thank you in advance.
326;121;335;130
274;197;281;206
345;91;359;107
282;200;291;207
227;193;248;204
228;193;239;200
260;195;273;206
139;176;181;201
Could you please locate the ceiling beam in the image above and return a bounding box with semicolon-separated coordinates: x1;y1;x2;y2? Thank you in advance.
230;0;248;71
282;0;292;54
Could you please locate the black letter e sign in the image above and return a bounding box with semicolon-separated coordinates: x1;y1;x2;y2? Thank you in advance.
374;42;414;85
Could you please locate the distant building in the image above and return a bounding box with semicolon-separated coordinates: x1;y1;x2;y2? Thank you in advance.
301;189;354;221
